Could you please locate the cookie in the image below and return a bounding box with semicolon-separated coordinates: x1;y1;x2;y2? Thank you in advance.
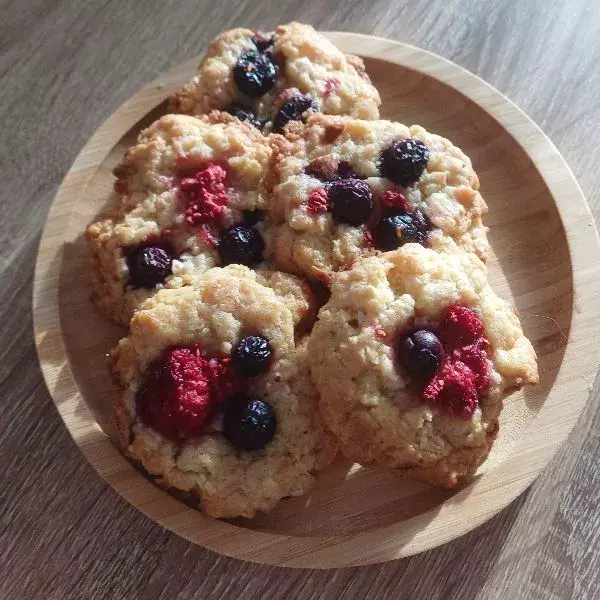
308;244;538;487
253;269;317;334
86;112;313;327
111;265;337;518
169;22;381;132
264;114;490;284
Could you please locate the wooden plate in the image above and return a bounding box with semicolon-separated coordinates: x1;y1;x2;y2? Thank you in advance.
33;33;600;568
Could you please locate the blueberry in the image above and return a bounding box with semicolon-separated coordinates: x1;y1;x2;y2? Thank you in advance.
233;51;277;97
337;161;362;180
373;210;428;250
328;178;373;225
399;330;444;380
127;245;173;288
272;94;317;133
231;335;273;377
218;225;264;266
223;394;277;451
228;103;263;129
379;138;429;186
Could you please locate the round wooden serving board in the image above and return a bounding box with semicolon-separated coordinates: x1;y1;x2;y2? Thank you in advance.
33;33;600;568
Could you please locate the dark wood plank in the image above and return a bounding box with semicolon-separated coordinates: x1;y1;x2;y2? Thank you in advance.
1;0;599;597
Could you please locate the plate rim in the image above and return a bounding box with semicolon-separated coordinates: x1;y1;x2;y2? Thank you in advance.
32;32;600;568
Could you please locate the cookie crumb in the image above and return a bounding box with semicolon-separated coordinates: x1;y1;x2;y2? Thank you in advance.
306;188;330;214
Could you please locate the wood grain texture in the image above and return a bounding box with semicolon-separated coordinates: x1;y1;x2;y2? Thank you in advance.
2;0;600;596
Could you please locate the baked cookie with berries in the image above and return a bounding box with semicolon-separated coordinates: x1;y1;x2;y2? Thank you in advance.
86;112;314;328
169;22;380;132
265;114;489;284
308;244;538;487
111;265;336;518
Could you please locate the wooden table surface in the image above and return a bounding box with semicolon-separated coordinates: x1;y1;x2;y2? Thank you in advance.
2;0;599;598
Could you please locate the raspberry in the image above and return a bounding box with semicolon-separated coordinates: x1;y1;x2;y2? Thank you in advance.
452;340;490;396
306;188;329;214
197;225;218;248
438;305;485;349
422;357;479;418
136;346;246;441
381;190;409;212
363;230;375;248
180;163;229;227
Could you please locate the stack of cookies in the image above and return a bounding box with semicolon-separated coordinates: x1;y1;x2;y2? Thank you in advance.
87;22;538;519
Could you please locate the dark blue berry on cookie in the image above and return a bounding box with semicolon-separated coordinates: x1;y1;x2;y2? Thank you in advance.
399;330;444;380
223;394;277;451
228;104;263;129
231;335;273;377
379;138;429;186
273;94;317;133
218;225;264;267
127;245;173;288
328;178;373;225
337;161;362;180
233;51;277;97
373;210;428;250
